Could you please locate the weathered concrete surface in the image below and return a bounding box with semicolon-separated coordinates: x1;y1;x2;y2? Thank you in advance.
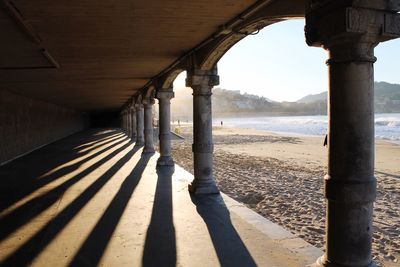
0;129;322;267
0;90;88;166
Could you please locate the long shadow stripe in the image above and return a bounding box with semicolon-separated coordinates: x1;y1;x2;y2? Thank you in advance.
0;135;128;213
72;133;125;155
191;195;258;267
0;144;140;267
142;166;176;267
0;139;130;242
69;152;150;266
74;133;123;150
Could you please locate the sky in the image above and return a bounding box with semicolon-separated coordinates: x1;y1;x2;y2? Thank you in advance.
174;19;400;102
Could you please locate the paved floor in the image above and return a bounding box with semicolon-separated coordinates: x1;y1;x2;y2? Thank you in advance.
0;129;322;267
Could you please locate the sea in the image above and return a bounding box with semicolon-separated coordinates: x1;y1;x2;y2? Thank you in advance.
214;113;400;143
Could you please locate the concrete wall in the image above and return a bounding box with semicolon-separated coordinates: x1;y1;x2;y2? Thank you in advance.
0;90;89;165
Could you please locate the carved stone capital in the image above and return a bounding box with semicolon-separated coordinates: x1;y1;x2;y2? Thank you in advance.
135;103;143;109
186;69;219;90
142;97;155;106
156;90;175;100
307;0;400;13
306;1;400;52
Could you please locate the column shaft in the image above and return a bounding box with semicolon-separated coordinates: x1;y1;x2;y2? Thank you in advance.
304;3;400;266
320;45;376;267
135;104;145;146
186;69;219;194
121;114;123;132
157;91;174;166
127;109;132;138
123;113;127;133
131;108;137;140
143;98;155;153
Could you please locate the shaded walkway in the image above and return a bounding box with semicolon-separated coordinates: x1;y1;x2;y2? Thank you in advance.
0;129;321;266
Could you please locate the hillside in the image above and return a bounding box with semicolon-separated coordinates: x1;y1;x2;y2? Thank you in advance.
171;87;326;119
296;82;400;113
170;82;400;120
297;91;327;104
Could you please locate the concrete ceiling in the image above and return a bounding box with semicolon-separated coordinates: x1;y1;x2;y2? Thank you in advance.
0;0;304;112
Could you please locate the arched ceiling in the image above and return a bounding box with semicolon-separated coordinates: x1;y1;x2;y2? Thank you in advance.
0;0;305;111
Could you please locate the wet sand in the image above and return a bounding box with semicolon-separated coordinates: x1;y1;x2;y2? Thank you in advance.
170;124;400;267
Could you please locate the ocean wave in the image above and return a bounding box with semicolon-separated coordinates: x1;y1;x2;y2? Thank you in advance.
218;114;400;140
375;119;400;127
269;119;327;125
375;135;400;141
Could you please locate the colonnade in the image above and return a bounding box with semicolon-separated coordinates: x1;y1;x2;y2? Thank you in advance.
119;67;220;194
119;57;378;267
118;2;399;266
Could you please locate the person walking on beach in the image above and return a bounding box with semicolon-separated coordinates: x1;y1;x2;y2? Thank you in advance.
323;134;328;146
221;121;223;127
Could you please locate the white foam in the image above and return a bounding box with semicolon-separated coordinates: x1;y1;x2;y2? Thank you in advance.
216;113;400;141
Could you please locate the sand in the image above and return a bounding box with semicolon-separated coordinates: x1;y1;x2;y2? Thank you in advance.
169;124;400;267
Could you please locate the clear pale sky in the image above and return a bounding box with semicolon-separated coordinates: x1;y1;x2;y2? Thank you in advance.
174;19;400;102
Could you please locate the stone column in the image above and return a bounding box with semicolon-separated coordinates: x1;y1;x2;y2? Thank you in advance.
135;102;145;146
156;90;175;166
121;112;124;132
127;107;132;138
142;97;155;153
130;106;137;140
306;3;400;267
123;111;127;134
186;68;219;194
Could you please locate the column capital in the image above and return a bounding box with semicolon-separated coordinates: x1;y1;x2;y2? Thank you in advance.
135;103;143;109
185;69;219;89
306;2;400;51
156;90;175;100
142;97;155;106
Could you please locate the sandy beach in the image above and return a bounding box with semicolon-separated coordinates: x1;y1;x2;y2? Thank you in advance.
169;124;400;267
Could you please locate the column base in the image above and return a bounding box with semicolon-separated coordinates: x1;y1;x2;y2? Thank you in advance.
188;181;219;194
135;141;144;147
157;156;174;166
142;147;155;154
310;255;377;267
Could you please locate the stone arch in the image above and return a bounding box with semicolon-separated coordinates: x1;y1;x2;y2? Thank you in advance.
157;68;186;91
194;1;305;70
134;93;143;104
143;85;156;99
